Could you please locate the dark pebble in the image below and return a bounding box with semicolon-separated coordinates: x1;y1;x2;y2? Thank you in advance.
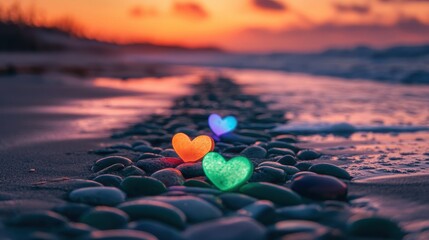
151;168;185;187
347;217;403;239
309;163;351;180
53;203;92;222
267;148;295;157
236;200;276;224
93;174;123;188
297;150;321;160
219;193;258;210
276;155;297;166
295;162;313;171
69;187;126;206
291;174;347;200
176;162;204;178
92;156;132;172
250;166;285;183
129;220;185;240
259;162;300;175
121;165;146;177
240;182;302;206
241;146;267;159
7;210;67;228
121;176;167;197
136;157;183;174
80;207;129;230
184;179;212;188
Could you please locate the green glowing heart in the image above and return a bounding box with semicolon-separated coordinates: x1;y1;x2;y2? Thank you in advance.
202;152;253;191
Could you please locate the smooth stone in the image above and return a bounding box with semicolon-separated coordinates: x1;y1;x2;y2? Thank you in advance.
276;204;322;220
273;135;298;143
144;196;223;223
168;186;221;195
136;157;183;174
267;148;295;157
160;149;179;158
240;182;302;206
197;194;224;210
219;193;258;210
176;162;204;178
92;163;125;176
291;174;347;200
133;145;155;153
309;163;351;180
297;150;321;160
93;174;123;188
241;146;267;159
7;210;67;228
250;166;285;183
138;153;163;160
90;229;157;240
258;162;300;175
268;220;330;239
129;220;185;240
132;140;151;147
236;200;276;224
121;176;167;197
69;187;126;206
295;162;313;171
184;179;212;188
52;203;92;221
118;199;186;229
220;133;257;145
80;207;129;230
58;222;94;238
92;156;133;172
151;168;185;187
267;142;300;153
291;171;317;180
121;165;146;177
215;142;234;149
109;143;132;150
348;217;403;239
238;130;271;141
276;155;297;166
222;145;247;154
183;217;266;240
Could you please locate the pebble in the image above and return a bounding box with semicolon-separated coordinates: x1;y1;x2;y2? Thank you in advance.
160;149;179;158
80;207;129;230
268;220;330;239
136;157;183;174
176;162;204;178
309;163;352;180
222;145;247;154
220;133;257;145
92;163;125;176
276;155;297;166
118;199;186;229
138;153;163;160
297;150;321;160
34;179;103;191
276;204;322;221
121;176;167;197
93;174;123;188
132;140;151;147
258;162;300;175
219;193;258;210
69;187;126;206
240;146;267;159
183;217;266;240
133;145;155;153
168;186;221;195
57;222;94;238
151;168;185;187
250;166;285;183
121;165;146;177
267;148;296;157
90;229;157;240
52;203;92;221
295;162;313;171
273;135;298;143
347;217;403;239
267;141;300;153
183;179;212;188
236;200;276;224
92;156;133;172
7;210;67;228
240;182;302;206
109;143;132;150
291;174;347;200
129;220;185;240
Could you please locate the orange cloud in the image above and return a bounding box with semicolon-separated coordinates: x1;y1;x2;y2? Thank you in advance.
252;0;287;11
333;3;371;15
173;2;208;20
129;5;157;18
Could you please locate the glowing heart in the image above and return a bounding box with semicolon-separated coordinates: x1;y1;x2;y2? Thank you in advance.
208;114;237;136
172;133;214;162
202;152;253;191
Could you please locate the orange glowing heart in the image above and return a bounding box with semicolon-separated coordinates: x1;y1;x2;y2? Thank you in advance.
172;133;215;162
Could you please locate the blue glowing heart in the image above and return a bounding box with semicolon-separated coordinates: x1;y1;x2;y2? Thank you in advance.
208;114;237;136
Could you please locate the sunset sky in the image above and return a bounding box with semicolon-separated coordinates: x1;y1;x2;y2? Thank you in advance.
6;0;429;52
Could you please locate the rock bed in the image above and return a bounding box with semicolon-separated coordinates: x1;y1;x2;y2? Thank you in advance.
2;77;404;240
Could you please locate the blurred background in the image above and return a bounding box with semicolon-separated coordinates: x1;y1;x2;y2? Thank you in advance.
1;0;429;83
